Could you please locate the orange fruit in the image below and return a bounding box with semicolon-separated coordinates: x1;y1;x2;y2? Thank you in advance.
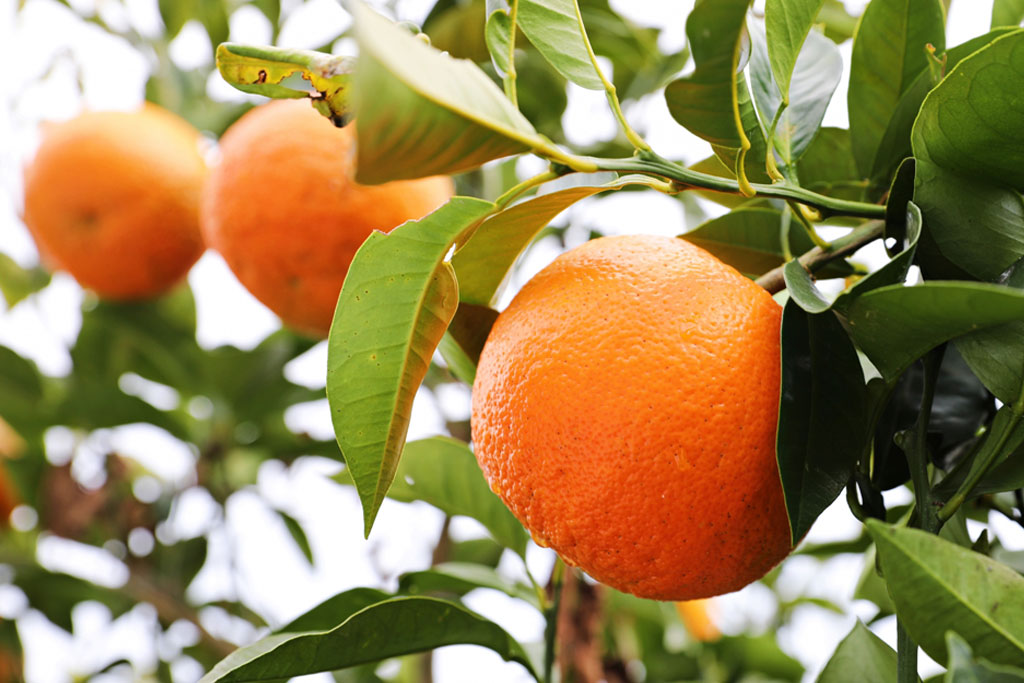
471;234;792;600
676;599;720;642
200;99;454;337
22;104;207;300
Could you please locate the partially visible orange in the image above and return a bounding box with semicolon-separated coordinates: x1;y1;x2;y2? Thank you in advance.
22;105;207;299
676;599;721;642
472;235;792;601
199;99;454;337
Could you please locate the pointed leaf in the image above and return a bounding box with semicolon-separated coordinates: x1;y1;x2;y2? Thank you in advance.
783;260;833;313
378;437;528;556
216;43;355;123
350;1;547;183
818;621;905;683
992;0;1024;28
867;520;1024;669
517;0;604;90
327;197;495;535
0;253;50;309
912;30;1024;280
485;8;513;76
665;0;760;188
200;596;539;682
749;22;842;165
834;200;922;309
279;588;390;633
276;510;314;565
945;632;1024;682
764;0;827;99
454;174;656;306
842;282;1024;382
848;0;945;179
778;301;868;541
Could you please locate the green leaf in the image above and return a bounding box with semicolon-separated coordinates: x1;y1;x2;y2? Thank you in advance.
795;127;866;201
867;520;1024;669
278;588;390;633
764;0;827;100
818;621;905;683
912;30;1024;280
993;0;1024;28
398;563;539;607
749;22;843;165
842;281;1024;382
337;437;528;556
517;0;604;90
215;43;356;124
683;207;849;277
277;509;314;565
424;0;490;62
835;200;922;307
783;260;833;313
777;301;868;541
350;1;548;183
0;345;46;435
0;253;50;309
664;0;760;191
945;632;1024;682
438;303;500;385
708;74;772;186
327;197;494;535
200;596;539;682
454;174;654;306
848;0;945;179
817;0;859;43
485;8;513;75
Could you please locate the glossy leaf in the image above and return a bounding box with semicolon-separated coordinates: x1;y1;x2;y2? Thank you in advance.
278;587;390;632
912;30;1024;280
992;0;1024;28
848;0;945;179
454;174;655;306
350;1;546;183
842;282;1024;382
945;632;1024;682
777;300;868;541
682;207;851;277
764;0;826;99
708;74;772;185
517;0;604;90
200;596;539;682
835;200;921;308
398;563;539;606
749;21;842;165
795;127;866;201
867;520;1024;669
215;43;355;123
485;7;513;75
375;437;528;556
665;0;759;188
327;197;494;535
818;621;904;683
783;260;833;313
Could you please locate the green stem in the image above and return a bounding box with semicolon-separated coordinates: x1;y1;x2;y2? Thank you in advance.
586;154;885;219
504;0;519;108
897;621;918;683
907;346;944;534
571;2;649;152
764;103;788;182
786;199;829;249
495;169;561;209
543;558;565;683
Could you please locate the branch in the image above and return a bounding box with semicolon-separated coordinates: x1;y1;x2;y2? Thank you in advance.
755;220;884;294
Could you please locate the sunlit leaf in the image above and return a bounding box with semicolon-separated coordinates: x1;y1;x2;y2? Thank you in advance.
992;0;1024;28
0;253;50;310
818;621;905;683
867;520;1024;669
764;0;827;99
200;596;539;682
517;0;604;90
327;197;494;535
398;563;539;606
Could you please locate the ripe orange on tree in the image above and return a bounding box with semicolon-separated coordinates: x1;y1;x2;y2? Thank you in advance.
200;99;454;337
472;234;792;601
22;104;207;300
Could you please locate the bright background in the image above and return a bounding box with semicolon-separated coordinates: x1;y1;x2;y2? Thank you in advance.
1;0;1020;681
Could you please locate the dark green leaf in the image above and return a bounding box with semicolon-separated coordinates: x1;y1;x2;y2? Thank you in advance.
795;127;866;202
437;304;500;385
835;200;921;307
277;509;314;565
0;345;46;435
842;281;1024;382
945;631;1024;682
912;30;1024;280
351;1;546;183
327;197;494;535
200;596;539;682
867;520;1024;669
777;301;868;541
783;260;833;313
848;0;945;179
398;563;538;606
278;588;390;633
993;0;1024;28
425;0;490;62
818;621;905;683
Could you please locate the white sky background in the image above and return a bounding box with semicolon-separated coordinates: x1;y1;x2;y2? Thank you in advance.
1;0;1021;681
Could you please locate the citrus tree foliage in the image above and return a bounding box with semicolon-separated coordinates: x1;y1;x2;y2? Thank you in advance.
3;1;1024;682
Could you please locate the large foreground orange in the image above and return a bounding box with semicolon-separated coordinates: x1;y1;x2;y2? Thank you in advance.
200;99;454;337
472;235;792;600
22;105;207;300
